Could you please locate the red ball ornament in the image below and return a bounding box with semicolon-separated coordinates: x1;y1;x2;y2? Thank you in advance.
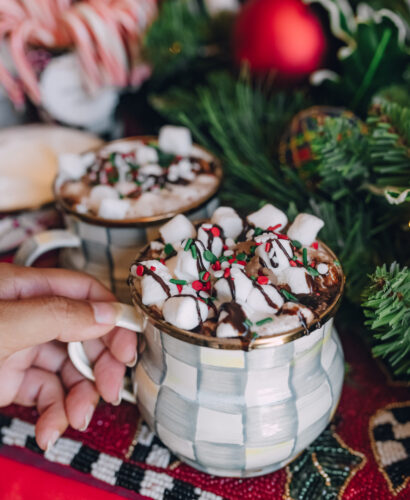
234;0;326;77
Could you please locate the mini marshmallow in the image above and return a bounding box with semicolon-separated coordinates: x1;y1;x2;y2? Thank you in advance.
158;126;192;156
247;204;288;231
159;214;196;244
214;267;253;303
216;302;251;338
279;267;311;295
256;239;293;272
211;206;243;239
174;242;210;281
163;295;208;330
246;285;284;314
150;241;165;251
89;185;119;211
59;153;92;179
98;198;130;220
287;213;324;246
139;164;163;177
115;181;137;196
317;263;329;275
136;145;158;165
198;225;223;257
136;260;174;308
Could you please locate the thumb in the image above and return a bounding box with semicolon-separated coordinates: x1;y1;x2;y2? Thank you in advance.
0;296;118;359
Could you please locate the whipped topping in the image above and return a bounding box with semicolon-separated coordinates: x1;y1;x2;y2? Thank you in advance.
129;205;342;341
58;126;218;220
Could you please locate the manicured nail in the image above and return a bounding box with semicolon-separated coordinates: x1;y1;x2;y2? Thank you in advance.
79;406;95;432
91;302;117;325
126;352;138;368
112;387;122;406
46;431;60;452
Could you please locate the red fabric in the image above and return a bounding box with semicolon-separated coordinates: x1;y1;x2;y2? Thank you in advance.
0;456;124;500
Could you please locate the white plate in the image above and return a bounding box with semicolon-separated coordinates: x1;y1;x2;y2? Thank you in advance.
0;124;103;212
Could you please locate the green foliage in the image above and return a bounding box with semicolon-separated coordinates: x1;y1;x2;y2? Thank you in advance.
362;263;410;376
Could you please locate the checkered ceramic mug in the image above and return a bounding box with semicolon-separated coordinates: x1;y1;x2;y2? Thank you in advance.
14;137;221;302
68;244;345;478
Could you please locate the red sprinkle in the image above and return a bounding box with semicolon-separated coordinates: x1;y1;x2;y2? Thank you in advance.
255;242;262;246
311;241;319;249
177;284;183;293
202;271;210;282
311;260;316;268
265;242;271;252
211;227;220;237
296;260;304;266
290;260;297;267
228;257;236;264
136;265;144;276
150;266;156;271
277;234;290;240
268;224;281;231
212;261;221;271
223;245;228;251
237;260;247;266
160;259;166;265
224;268;231;278
204;280;212;291
192;280;203;291
257;276;269;285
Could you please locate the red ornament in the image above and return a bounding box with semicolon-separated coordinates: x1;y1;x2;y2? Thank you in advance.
234;0;325;77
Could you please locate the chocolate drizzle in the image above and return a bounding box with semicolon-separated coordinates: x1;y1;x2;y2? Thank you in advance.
220;302;247;334
143;267;171;296
179;294;204;327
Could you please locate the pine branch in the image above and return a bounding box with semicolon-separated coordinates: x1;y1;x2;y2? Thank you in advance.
362;263;410;376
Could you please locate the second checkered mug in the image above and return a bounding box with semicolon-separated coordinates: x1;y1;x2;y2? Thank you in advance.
68;261;345;478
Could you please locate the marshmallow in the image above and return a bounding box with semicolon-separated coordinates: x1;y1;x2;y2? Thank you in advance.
211;206;243;239
256;239;293;272
98;198;130;220
89;184;119;211
216;302;251;338
139;164;163;177
214;267;253;303
59;153;93;179
168;159;195;182
317;263;329;275
279;268;311;295
174;242;210;281
158;126;192;156
115;181;137;196
136;260;174;308
159;214;196;244
197;225;223;257
135;145;158;165
287;213;324;246
247;204;288;231
247;285;284;314
163;295;208;330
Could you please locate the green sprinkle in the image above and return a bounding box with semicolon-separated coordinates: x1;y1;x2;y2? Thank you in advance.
164;243;175;256
252;332;259;340
109;152;116;166
334;260;341;267
236;252;247;261
307;266;320;277
256;317;273;326
170;279;187;285
254;227;263;236
250;245;257;255
218;255;228;263
204;250;217;263
184;238;193;251
199;270;210;282
191;244;198;259
282;289;298;302
244;318;253;328
251;275;256;280
292;240;302;249
303;248;308;267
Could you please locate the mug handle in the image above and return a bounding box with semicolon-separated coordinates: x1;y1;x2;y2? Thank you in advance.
68;303;144;405
14;229;81;266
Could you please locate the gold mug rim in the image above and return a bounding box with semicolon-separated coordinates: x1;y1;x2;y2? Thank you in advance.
53;136;223;228
128;241;345;350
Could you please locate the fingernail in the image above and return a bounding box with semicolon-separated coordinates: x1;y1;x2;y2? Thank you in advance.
126;352;138;368
112;387;122;406
91;302;117;325
46;431;60;452
79;406;95;432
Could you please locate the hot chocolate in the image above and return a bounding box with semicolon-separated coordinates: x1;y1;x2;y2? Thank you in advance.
58;126;220;220
129;204;343;341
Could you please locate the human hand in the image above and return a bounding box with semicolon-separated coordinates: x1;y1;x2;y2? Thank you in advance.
0;264;137;450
